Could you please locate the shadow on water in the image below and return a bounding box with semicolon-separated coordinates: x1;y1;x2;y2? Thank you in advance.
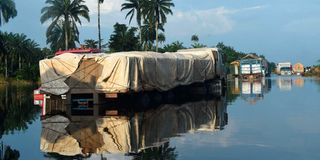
40;86;228;159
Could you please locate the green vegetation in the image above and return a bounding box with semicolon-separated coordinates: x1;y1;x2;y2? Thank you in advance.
191;43;207;48
0;0;17;26
121;0;174;51
83;39;107;50
134;142;177;160
216;42;246;64
216;42;275;72
83;39;98;48
143;0;174;52
191;34;199;43
158;32;166;45
108;23;140;52
160;41;186;52
121;0;143;44
141;19;164;50
305;66;320;77
1;0;48;81
40;0;90;51
0;32;47;81
191;34;206;48
0;0;277;81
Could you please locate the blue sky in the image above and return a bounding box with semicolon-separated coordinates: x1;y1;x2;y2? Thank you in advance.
2;0;320;65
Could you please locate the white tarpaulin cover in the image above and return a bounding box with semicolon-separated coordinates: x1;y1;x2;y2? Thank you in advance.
39;48;218;95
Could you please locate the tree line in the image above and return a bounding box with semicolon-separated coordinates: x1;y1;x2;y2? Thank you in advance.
0;0;175;80
0;32;47;80
40;0;174;52
1;0;275;80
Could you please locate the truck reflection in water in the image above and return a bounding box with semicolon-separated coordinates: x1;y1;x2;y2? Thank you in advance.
230;78;271;105
293;77;304;88
276;76;293;91
276;76;305;91
40;91;227;159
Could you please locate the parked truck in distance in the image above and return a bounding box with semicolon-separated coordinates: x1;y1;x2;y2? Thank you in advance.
276;62;292;75
239;54;269;80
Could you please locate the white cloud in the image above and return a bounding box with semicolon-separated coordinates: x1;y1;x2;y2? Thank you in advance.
238;5;268;12
166;7;233;38
165;5;267;39
85;0;125;15
80;3;267;45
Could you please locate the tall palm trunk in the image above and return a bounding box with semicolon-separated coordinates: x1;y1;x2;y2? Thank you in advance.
64;15;69;50
139;26;142;49
155;20;159;52
98;1;101;49
18;55;21;70
5;54;8;78
10;55;14;76
5;85;8;108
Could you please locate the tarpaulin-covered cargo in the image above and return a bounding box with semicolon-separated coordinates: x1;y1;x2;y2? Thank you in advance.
39;48;223;95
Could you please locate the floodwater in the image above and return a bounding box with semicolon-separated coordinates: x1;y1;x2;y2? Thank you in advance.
0;76;320;160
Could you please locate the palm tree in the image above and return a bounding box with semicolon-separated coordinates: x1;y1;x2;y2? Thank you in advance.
140;18;164;50
98;0;104;49
158;32;165;45
0;32;43;79
108;23;139;52
121;0;144;46
83;39;98;48
46;19;79;51
191;34;199;43
191;43;206;48
0;0;17;26
134;142;177;160
40;0;90;50
143;0;174;52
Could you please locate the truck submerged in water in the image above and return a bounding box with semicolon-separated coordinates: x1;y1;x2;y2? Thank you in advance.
34;48;227;113
239;54;269;80
276;62;292;75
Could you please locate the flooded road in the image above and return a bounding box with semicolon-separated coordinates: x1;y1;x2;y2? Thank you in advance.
0;76;320;159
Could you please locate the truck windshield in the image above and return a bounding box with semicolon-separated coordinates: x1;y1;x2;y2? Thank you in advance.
280;67;291;71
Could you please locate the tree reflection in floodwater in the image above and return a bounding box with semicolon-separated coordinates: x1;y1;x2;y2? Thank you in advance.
133;142;177;160
0;84;40;138
0;142;20;160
